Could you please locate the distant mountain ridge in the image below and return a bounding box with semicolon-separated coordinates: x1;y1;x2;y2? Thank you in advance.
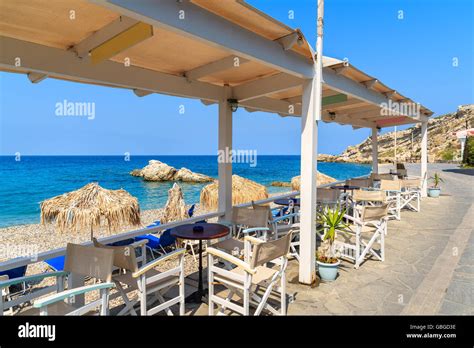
318;104;474;163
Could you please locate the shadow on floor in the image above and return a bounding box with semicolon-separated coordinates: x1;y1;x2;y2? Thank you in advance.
442;168;474;176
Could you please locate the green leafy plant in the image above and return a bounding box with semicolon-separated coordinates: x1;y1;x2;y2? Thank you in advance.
462;136;474;166
429;172;444;188
440;146;456;161
316;205;349;264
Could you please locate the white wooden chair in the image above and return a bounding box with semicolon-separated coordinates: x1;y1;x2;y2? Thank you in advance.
271;212;300;261
207;232;293;316
17;244;116;316
317;188;341;207
214;205;271;254
346;178;373;188
213;227;270;265
93;238;186;316
351;190;387;223
380;179;402;220
400;178;421;212
1;271;58;316
370;173;395;182
335;205;389;269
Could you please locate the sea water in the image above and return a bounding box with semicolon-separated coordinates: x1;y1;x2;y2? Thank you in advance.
0;156;371;227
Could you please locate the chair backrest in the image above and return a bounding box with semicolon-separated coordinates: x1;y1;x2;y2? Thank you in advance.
371;173;394;181
317;188;339;203
396;163;406;170
249;232;293;269
381;179;402;191
92;238;138;273
402;178;421;189
360;204;389;222
188;204;195;218
346;178;372;188
232;205;270;227
353;190;386;203
64;243;114;282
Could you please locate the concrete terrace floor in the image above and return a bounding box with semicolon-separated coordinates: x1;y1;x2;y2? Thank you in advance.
187;163;473;316
286;163;473;315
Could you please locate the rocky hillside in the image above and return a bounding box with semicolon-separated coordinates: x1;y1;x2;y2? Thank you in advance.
319;104;473;163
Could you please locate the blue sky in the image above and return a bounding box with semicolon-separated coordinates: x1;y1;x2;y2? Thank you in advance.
0;0;472;156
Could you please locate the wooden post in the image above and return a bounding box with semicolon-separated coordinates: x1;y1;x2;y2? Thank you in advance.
218;85;233;220
421;120;428;197
372;127;379;174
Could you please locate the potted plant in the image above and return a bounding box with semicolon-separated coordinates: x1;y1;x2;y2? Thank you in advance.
316;205;349;281
428;172;444;198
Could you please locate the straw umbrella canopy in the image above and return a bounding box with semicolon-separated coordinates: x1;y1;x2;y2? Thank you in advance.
200;175;268;211
161;183;189;224
40;182;141;239
291;171;336;191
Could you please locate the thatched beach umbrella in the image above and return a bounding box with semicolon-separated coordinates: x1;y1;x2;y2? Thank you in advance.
200;175;268;211
40;182;141;239
161;183;189;224
291;172;336;191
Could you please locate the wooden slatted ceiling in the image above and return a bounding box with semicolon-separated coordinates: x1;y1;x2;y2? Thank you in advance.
0;0;119;49
0;0;281;81
190;0;314;61
110;26;231;76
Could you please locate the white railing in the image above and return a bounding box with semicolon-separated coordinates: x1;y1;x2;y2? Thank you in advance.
0;191;304;272
0;179;350;273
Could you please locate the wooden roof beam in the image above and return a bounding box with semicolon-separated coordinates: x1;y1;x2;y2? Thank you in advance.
133;89;153;97
362;79;378;90
184;56;249;81
72;16;139;59
0;36;223;101
233;73;302;102
276;31;303;51
27;72;48;83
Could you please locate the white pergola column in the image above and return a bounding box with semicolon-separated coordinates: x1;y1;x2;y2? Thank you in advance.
371;127;379;174
421;120;428;197
299;78;318;284
218;85;233;219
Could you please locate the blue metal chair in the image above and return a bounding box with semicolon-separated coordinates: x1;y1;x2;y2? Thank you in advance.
0;265;27;280
188;204;196;218
135;221;177;259
44;256;65;271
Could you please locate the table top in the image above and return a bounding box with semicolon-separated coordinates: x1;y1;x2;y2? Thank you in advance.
274;198;300;206
330;185;360;190
170;223;230;240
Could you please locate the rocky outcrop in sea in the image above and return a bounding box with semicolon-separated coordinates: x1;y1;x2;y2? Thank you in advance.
131;160;214;182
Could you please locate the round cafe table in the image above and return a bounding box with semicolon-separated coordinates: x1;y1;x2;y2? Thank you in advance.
170;222;229;303
274;198;300;207
330;184;360;194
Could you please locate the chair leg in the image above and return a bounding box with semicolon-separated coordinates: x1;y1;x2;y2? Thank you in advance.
179;256;185;316
139;276;147;316
355;229;361;269
218;290;236;315
116;282;138;316
208;255;214;316
380;225;385;262
254;282;276;316
243;288;250;316
281;273;287;315
100;289;109;316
